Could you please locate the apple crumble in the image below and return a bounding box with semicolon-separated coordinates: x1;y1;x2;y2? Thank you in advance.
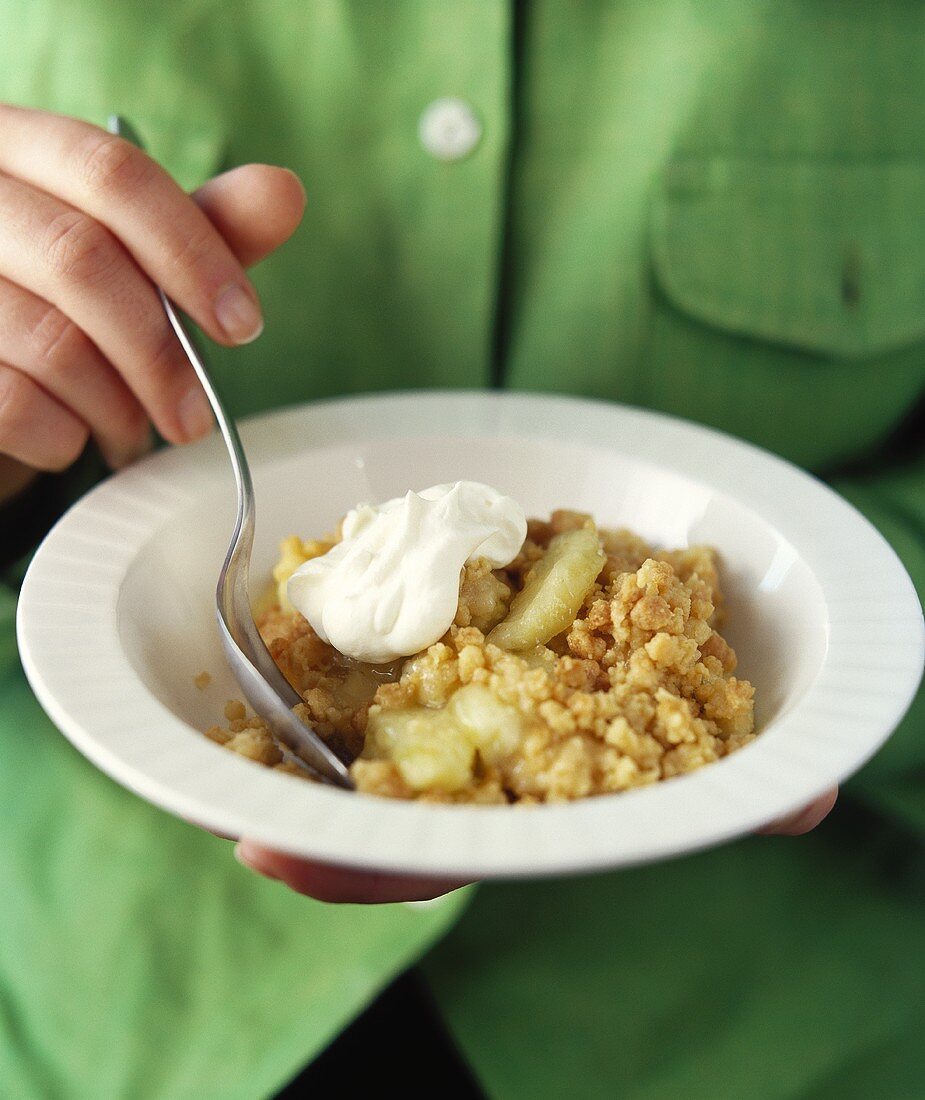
204;511;756;803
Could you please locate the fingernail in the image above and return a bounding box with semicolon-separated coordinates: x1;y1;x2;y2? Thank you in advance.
178;385;214;441
214;283;264;344
99;426;154;470
235;840;281;880
234;840;256;869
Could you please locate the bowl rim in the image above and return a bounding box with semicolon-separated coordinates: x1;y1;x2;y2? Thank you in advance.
16;390;925;877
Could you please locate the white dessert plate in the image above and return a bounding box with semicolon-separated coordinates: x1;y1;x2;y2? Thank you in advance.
16;392;925;878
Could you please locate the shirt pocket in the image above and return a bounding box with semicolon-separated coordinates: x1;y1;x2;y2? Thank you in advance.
645;157;925;468
45;99;229;195
0;0;230;191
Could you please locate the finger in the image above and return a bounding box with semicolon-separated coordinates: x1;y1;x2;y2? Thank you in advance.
183;817;239;843
193;165;306;268
0;105;263;345
234;840;470;904
0;275;150;468
0;171;213;444
759;787;838;836
0;363;88;470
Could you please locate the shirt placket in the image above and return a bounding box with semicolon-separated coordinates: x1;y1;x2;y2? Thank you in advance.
392;0;514;391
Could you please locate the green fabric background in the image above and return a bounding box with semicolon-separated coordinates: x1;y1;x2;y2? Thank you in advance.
423;825;925;1100
0;2;923;1097
0;588;469;1100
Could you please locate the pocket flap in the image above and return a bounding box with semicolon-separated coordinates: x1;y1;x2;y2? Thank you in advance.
651;158;925;359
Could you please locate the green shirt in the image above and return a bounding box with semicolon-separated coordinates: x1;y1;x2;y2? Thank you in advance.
1;2;924;1097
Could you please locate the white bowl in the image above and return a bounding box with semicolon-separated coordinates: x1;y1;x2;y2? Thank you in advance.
16;392;924;877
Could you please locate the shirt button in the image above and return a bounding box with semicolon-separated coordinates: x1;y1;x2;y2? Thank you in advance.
418;97;482;161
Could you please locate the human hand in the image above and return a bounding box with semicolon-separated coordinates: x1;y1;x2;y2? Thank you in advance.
757;785;838;836
0;104;305;502
230;786;838;904
233;841;471;904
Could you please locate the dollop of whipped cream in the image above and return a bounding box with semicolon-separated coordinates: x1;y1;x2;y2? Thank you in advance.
287;481;527;663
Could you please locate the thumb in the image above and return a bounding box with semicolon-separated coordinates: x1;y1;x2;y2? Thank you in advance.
234;840;471;904
192;164;306;268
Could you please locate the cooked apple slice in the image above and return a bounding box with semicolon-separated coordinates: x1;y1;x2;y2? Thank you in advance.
487;526;605;651
364;684;524;792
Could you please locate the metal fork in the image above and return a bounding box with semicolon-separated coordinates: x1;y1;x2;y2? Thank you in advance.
109;115;353;789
